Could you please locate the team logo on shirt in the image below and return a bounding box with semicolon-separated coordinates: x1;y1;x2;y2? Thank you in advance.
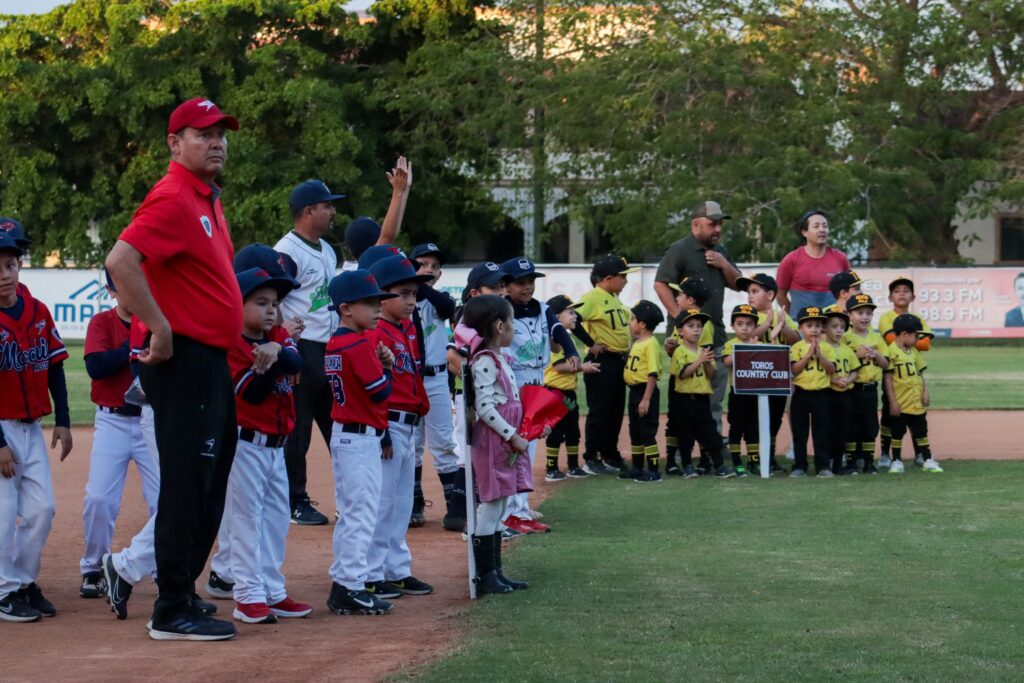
391;342;415;374
0;338;49;372
199;215;213;238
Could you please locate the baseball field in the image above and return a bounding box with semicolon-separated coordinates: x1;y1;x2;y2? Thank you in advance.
9;341;1022;682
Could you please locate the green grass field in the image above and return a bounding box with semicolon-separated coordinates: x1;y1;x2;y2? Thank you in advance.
47;341;1023;426
402;462;1024;682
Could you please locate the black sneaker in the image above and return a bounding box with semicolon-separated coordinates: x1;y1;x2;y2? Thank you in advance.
389;576;434;596
618;468;642;480
18;583;55;617
291;497;328;526
666;464;684;476
327;584;393;615
366;581;402;599
103;552;132;620
149;612;237;641
714;465;736;479
734;465;749;478
865;465;879;475
583;459;613;475
206;570;234;599
545;469;568;482
192;594;218;616
0;594;41;623
637;471;662;483
80;571;106;599
682;465;699;478
566;466;589;478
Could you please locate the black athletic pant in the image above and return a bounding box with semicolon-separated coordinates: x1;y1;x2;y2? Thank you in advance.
583;351;627;467
727;389;758;466
546;389;581;449
889;412;931;462
674;393;724;467
850;383;879;467
790;387;831;473
284;339;333;506
140;335;237;622
827;389;853;472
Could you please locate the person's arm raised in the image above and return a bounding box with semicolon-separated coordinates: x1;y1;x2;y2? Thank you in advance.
105;240;172;365
378;156;412;246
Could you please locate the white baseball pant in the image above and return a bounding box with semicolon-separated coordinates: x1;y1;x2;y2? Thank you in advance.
414;374;458;473
329;425;382;591
367;420;415;583
110;406;159;585
452;391;466;467
506;367;543;520
80;408;160;575
0;420;55;600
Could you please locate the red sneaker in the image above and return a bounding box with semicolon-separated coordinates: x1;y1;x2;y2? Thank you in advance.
232;602;277;624
503;515;535;535
522;518;551;533
269;596;313;618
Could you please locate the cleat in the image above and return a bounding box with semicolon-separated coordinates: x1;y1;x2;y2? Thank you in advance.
80;572;107;599
326;584;393;615
103;553;132;620
206;570;234;600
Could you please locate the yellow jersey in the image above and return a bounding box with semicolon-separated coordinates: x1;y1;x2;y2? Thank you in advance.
543;347;578;391
623;336;662;386
878;310;933;342
825;340;859;392
842;329;887;384
670;343;712;394
789;340;836;391
668;321;714;348
756;309;799;343
577;287;632;353
886;343;927;415
721;337;759;388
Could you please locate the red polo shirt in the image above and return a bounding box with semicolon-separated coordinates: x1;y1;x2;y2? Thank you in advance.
119;161;242;351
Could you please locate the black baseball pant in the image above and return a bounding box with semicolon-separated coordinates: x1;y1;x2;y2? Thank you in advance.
727;389;758;466
546;389;581;470
889;411;931;462
790;387;831;474
674;393;724;468
850;382;879;468
583;351;626;468
827;389;853;472
284;339;334;507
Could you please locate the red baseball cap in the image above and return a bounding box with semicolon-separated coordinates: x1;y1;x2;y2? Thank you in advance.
167;97;240;134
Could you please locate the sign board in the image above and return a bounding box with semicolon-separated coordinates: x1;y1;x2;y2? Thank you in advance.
732;344;791;396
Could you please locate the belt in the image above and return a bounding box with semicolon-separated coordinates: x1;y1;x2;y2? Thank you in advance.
17;418;37;424
339;423;384;436
238;428;288;448
453;389;463;396
794;387;827;393
422;364;448;377
388;410;422;426
676;393;711;400
855;382;878;389
99;405;143;417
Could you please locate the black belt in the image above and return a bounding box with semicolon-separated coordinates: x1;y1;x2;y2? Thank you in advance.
794;387;827;394
17;418;36;424
676;393;711;400
339;423;384;436
99;405;143;417
422;364;448;377
855;382;878;389
238;428;288;448
388;410;422;426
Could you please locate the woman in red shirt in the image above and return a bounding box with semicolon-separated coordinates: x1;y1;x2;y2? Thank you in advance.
776;210;850;313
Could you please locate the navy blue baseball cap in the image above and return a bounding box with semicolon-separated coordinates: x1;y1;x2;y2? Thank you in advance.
345;216;382;258
501;257;545;280
236;267;299;301
289;179;345;214
328;269;398;308
467;262;508;290
411;242;445;265
233;243;300;288
104;269;117;292
0;217;31;247
370;255;433;290
358;243;406;270
0;232;25;257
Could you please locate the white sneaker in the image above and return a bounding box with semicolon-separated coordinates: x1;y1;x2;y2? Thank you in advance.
922;459;944;473
878;456;892;469
785;445;795;462
889;460;905;474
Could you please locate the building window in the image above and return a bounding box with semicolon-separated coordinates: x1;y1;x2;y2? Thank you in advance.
999;215;1024;263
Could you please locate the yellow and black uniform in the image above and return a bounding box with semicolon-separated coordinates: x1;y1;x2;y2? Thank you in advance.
885;343;932;463
663;320;713;473
878;310;931;457
756;309;799;344
544;344;582;473
722;336;766;472
825;339;860;473
670;342;726;472
789;340;836;474
843;328;887;470
624;336;662;474
577;286;631;468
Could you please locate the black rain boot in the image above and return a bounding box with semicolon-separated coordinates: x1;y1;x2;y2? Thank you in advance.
493;531;529;590
473;534;512;595
410;465;426;528
442;468;468;532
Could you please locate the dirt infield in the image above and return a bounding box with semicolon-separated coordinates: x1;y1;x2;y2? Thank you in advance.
3;410;1017;682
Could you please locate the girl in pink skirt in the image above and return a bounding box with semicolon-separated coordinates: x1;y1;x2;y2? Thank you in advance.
463;295;537;595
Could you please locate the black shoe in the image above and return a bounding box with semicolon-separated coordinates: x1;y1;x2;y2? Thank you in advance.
714;465;736;479
291;497;328;526
366;581;402;599
583;459;615;475
637;470;662;483
566;466;589;478
618;468;642;480
103;553;132;620
149;612;237;641
665;464;684;476
389;576;433;596
206;570;234;599
442;514;466;533
18;583;55;617
0;594;41;622
327;584;393;615
491;532;529;590
473;533;513;595
80;571;106;599
865;465;879;475
192;594;218;616
682;465;700;478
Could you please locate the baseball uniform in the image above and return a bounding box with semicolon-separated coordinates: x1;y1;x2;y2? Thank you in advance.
789;339;836;474
624;335;662;474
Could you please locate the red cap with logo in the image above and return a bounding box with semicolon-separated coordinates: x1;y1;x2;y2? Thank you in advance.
167;97;240;134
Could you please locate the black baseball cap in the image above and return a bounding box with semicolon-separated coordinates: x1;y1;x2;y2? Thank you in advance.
592;253;639;280
731;304;759;323
0;217;31;247
289;179;345;213
892;313;924;335
236;267;299;301
411;242;445;265
547;294;583;315
675;307;711;327
369;255;433;290
796;306;828;323
328;269;398;308
888;276;915;293
829;270;863;296
467;261;509;290
692;200;730;221
823;304;849;323
735;273;778;293
358;244;406;270
345;217;381;259
846;293;877;312
233;243;300;289
501;257;545;280
631;300;664;329
669;277;711;306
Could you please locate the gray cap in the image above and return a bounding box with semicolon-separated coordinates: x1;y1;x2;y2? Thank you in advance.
692;200;730;221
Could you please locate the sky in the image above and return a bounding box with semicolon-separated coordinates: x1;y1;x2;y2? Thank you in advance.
1;0;373;15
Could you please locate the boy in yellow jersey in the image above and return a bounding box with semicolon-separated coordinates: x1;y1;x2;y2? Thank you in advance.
884;314;943;473
789;307;836;478
543;295;600;481
843;294;888;474
577;254;640;475
662;278;714;475
671;309;734;478
878;277;934;467
621;301;665;482
823;305;860;475
828;271;863;311
722;304;760;477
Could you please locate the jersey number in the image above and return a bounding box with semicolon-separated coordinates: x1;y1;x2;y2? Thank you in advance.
329;374;346;406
